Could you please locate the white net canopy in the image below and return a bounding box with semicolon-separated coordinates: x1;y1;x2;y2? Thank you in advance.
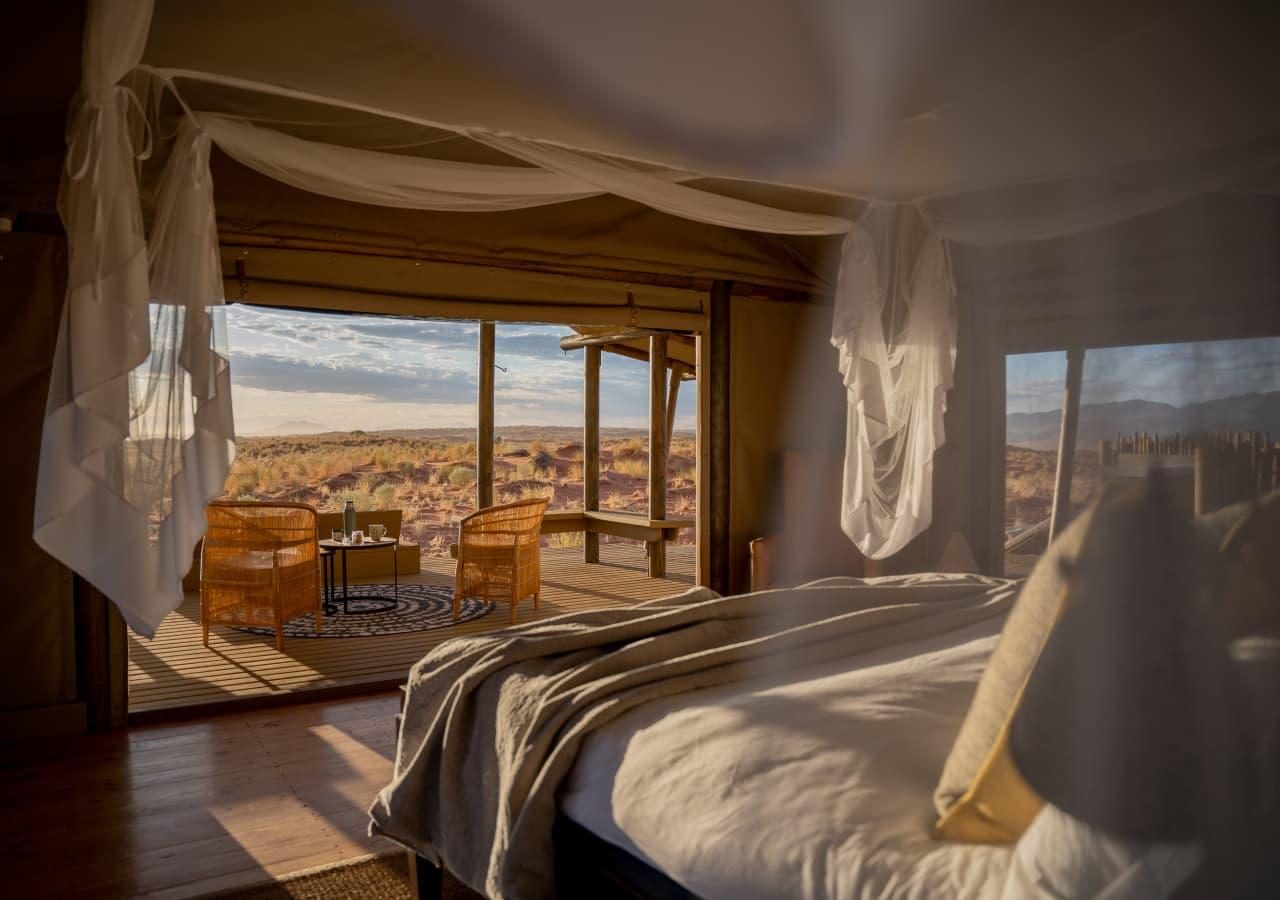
36;0;1280;631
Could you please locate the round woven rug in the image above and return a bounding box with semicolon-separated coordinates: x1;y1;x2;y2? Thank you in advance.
234;584;493;639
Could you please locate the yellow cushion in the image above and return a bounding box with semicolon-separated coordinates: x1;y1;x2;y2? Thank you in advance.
932;490;1115;843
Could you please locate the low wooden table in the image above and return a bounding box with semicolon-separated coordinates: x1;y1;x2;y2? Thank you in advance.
318;538;400;615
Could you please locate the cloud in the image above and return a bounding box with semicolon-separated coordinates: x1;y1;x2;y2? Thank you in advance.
223;308;695;429
229;352;475;403
1009;337;1280;412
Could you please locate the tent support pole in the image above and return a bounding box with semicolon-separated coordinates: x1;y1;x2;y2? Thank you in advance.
477;321;496;510
665;365;682;452
697;281;732;593
649;335;669;577
584;346;601;563
1048;346;1086;542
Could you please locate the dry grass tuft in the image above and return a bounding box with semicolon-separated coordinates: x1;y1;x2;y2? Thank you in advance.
220;428;696;558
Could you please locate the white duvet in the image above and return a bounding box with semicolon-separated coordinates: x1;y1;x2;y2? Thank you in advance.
561;616;1013;900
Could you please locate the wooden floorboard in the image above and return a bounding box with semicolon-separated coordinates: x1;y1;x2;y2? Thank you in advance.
129;544;695;716
0;694;405;899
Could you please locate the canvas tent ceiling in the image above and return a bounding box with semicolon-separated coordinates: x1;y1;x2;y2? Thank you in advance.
141;0;1280;198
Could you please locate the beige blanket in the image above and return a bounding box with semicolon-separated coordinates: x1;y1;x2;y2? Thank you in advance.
369;573;1017;900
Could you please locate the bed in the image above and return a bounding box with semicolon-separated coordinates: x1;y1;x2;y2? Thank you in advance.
372;574;1024;899
373;477;1280;900
555;615;1012;900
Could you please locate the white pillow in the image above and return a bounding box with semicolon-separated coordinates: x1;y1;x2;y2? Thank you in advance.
1001;804;1201;900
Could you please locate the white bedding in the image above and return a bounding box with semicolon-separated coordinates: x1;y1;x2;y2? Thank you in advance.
560;616;1014;900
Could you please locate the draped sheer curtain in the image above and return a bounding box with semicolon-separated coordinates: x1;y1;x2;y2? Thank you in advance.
39;0;1280;633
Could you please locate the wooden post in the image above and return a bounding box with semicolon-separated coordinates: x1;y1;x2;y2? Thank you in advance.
648;335;669;577
75;578;127;731
1049;347;1085;543
1194;445;1207;516
583;345;601;564
664;364;682;457
477;321;495;510
696;281;732;593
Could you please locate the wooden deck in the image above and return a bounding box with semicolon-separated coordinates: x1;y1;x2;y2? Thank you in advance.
129;543;695;717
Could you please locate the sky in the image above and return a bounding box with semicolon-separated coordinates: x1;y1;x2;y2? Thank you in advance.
1006;336;1280;415
224;305;695;435
223;305;1278;432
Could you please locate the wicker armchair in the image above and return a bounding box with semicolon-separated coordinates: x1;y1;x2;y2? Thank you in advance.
200;501;322;650
454;497;549;624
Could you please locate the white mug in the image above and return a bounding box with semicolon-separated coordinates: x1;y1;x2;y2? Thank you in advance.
370;523;387;541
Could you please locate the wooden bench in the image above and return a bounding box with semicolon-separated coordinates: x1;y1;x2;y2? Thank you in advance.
449;509;693;577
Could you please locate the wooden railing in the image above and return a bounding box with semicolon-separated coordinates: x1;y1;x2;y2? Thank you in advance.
1098;431;1278;514
450;509;694;561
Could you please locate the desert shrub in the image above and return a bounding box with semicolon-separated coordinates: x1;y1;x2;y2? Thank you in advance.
610;457;648;478
601;491;632;510
616;437;645;455
333;490;374;512
545;531;584;549
435;463;470;485
520;483;553;501
567;462;583;481
448;466;477;487
669;438;696;457
532;449;554;474
528;439;546;454
398;460;416;477
445;441;476;462
516;461;538;479
373;482;397;509
236;492;257;502
228;469;259;496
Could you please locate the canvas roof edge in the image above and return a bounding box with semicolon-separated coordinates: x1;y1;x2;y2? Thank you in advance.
561;328;698;373
221;269;707;332
207;150;836;309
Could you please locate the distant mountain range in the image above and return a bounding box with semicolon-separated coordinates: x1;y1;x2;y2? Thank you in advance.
1007;391;1280;450
240;418;334;436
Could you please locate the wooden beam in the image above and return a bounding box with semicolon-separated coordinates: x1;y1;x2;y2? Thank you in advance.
477;321;495;510
704;282;732;593
1048;346;1086;542
665;364;682;454
696;332;711;588
648;334;669;577
220;232;822;305
224;278;708;331
584;345;601;563
560;329;668;350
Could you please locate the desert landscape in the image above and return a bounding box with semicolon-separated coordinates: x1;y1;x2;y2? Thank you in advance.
221;426;696;558
1003;388;1280;543
1004;446;1099;541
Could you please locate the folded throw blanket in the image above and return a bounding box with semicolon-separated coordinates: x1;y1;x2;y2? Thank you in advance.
370;573;1017;900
